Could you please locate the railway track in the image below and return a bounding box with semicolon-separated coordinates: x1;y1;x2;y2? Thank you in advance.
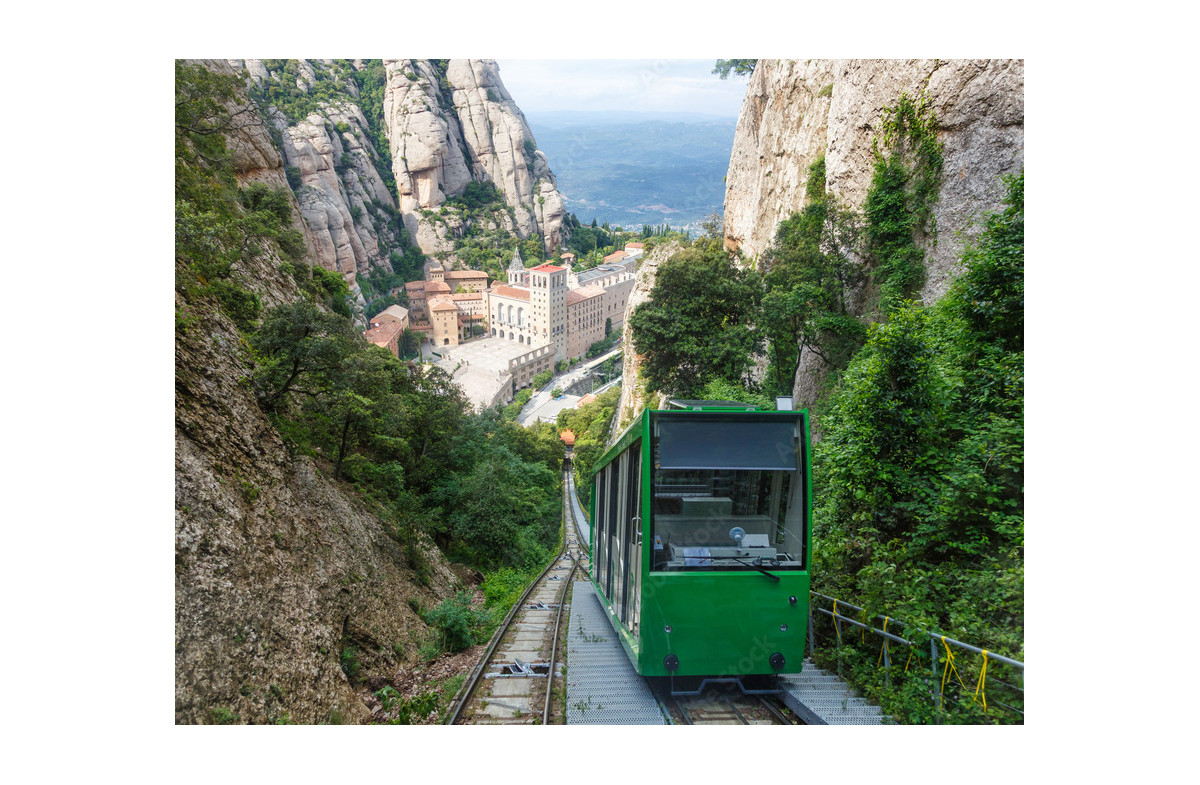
445;467;589;725
650;682;799;725
447;460;798;727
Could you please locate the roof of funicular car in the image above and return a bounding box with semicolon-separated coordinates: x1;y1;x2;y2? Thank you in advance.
667;398;760;411
591;402;808;478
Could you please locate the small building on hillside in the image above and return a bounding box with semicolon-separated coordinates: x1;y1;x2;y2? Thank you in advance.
363;319;403;359
372;304;409;330
431;267;489;293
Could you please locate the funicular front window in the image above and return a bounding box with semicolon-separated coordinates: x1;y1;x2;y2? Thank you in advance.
650;417;805;572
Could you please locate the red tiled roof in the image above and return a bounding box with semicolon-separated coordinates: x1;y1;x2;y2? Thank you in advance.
430;300;458;312
425;281;452;294
405;281;426;292
577;394;596;408
603;251;628;263
560;429;576;446
363;320;402;345
625;243;644;249
450;292;482;301
490;285;530;301
444;270;488;279
531;264;565;272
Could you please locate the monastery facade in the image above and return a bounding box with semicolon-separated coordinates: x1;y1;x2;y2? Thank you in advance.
406;246;637;363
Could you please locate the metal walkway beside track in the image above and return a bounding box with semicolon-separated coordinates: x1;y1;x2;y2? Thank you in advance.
566;582;667;725
567;474;590;547
778;660;890;724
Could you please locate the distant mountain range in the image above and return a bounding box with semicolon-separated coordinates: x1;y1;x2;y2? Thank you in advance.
526;111;737;232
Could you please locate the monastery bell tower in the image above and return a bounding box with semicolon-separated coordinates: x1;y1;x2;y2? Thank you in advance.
529;263;567;362
507;247;528;286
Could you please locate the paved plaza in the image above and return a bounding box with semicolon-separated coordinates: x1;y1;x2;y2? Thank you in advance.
433;337;536;411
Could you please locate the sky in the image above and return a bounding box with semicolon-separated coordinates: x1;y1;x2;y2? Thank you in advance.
495;59;748;118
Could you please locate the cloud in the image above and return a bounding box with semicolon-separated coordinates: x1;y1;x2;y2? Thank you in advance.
497;59;747;116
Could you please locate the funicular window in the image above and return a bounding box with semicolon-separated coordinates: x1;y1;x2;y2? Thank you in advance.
623;440;643;632
605;461;620;598
595;468;609;591
611;451;628;618
594;439;645;629
650;416;806;573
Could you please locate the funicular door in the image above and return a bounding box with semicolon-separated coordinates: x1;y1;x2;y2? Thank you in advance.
611;451;628;620
594;469;608;590
605;461;620;601
622;442;643;634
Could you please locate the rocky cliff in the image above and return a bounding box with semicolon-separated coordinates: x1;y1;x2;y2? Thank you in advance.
175;307;460;725
610;241;677;441
176;61;464;724
234;58;566;304
187;59;307;309
232;59;408;315
723;59;1023;405
277;102;399;280
382;59;567;257
725;59;1023;301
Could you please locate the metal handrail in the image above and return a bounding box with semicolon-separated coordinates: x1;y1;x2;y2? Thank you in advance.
810;591;1024;670
809;590;1024;721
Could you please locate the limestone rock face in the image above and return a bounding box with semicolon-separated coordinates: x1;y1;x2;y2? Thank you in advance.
384;59;474;231
175;305;460;725
196;59;287;190
723;59;1023;405
447;59;567;249
178;61;465;725
382;59;566;256
229;59;423;317
187;59;303;310
611;242;678;441
279;103;398;279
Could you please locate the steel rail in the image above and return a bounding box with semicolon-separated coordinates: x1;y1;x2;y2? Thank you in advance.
725;700;750;725
542;554;578;724
443;472;575;725
544;487;585;724
757;695;796;725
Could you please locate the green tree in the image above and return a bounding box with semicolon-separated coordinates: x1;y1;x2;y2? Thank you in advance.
811;175;1024;714
251;300;360;412
864;92;944;312
712;60;757;79
759;156;865;396
435;441;558;566
557;387;620;510
629;239;762;397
